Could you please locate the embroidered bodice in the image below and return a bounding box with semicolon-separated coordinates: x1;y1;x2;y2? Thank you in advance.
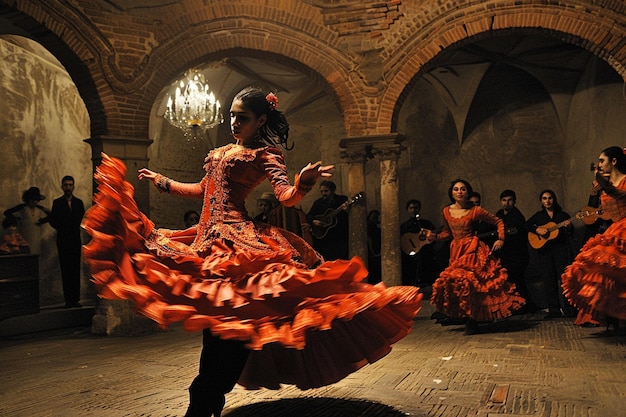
163;144;313;243
438;205;504;241
600;176;626;222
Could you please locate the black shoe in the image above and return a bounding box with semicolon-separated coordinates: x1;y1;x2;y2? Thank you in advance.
512;305;531;315
430;311;448;320
64;302;82;308
580;322;600;328
439;317;468;326
465;320;479;335
544;311;564;319
606;316;620;331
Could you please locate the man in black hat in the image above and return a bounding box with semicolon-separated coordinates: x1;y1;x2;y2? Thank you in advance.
49;176;85;308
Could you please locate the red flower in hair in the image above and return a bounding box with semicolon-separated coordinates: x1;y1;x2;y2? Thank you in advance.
266;92;278;110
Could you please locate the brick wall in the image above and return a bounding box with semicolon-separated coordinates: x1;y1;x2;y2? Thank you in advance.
1;0;624;138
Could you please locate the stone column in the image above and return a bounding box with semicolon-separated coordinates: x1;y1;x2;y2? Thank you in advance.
339;134;406;286
339;148;369;266
374;145;404;287
84;135;153;213
84;135;157;336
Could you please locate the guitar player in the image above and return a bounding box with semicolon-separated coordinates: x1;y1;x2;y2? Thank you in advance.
400;199;438;286
306;180;350;260
525;189;575;319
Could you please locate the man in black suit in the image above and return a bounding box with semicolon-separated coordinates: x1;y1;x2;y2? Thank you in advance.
49;175;85;308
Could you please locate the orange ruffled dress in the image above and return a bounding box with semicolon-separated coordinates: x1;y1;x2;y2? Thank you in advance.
431;206;524;321
82;146;422;390
562;177;626;321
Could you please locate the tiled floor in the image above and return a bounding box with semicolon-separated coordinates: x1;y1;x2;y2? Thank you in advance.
1;301;625;417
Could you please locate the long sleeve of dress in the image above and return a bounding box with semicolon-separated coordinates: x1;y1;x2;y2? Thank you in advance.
153;174;206;199
262;147;314;207
475;207;505;240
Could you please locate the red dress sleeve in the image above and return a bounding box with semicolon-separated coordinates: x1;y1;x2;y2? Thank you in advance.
261;147;315;207
474;206;505;240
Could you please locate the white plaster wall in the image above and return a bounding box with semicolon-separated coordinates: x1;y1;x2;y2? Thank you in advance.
0;36;92;306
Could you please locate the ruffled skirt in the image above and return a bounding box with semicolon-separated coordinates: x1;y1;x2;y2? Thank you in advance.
431;236;524;321
82;154;423;389
562;219;626;321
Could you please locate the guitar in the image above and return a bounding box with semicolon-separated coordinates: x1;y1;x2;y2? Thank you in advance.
401;227;518;255
575;205;611;225
311;192;364;239
527;220;572;249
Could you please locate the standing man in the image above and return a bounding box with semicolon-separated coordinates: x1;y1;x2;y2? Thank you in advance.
400;199;437;286
49;175;85;308
306;180;349;260
469;191;497;245
495;189;536;312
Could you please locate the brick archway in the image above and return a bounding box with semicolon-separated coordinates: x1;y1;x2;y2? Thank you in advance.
383;1;626;134
3;0;625;139
0;1;364;139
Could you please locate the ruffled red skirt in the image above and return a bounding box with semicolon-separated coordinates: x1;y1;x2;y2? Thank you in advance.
431;236;524;321
82;154;422;389
562;219;626;321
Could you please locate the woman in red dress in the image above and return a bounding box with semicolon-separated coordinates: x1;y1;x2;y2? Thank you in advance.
82;87;422;417
562;146;626;330
428;179;524;335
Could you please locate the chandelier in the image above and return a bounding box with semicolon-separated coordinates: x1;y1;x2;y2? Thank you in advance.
163;69;223;135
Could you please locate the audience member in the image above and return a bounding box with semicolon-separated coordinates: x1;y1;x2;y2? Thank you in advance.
3;186;50;254
0;216;30;255
49;176;85;308
184;210;200;228
253;192;277;222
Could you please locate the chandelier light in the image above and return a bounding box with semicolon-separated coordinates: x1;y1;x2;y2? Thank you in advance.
163;69;223;135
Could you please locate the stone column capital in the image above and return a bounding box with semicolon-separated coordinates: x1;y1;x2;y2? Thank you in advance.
340;148;369;163
371;144;405;161
339;133;406;162
339;133;405;150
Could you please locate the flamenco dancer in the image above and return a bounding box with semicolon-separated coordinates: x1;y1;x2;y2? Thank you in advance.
82;87;422;417
427;179;524;335
562;146;626;331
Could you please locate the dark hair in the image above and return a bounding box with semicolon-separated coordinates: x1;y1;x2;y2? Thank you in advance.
469;191;481;201
499;189;516;200
406;199;421;210
367;209;380;225
538;189;562;212
183;210;199;223
2;216;18;229
320;180;336;191
61;175;74;184
601;146;626;174
233;87;291;149
447;179;473;202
